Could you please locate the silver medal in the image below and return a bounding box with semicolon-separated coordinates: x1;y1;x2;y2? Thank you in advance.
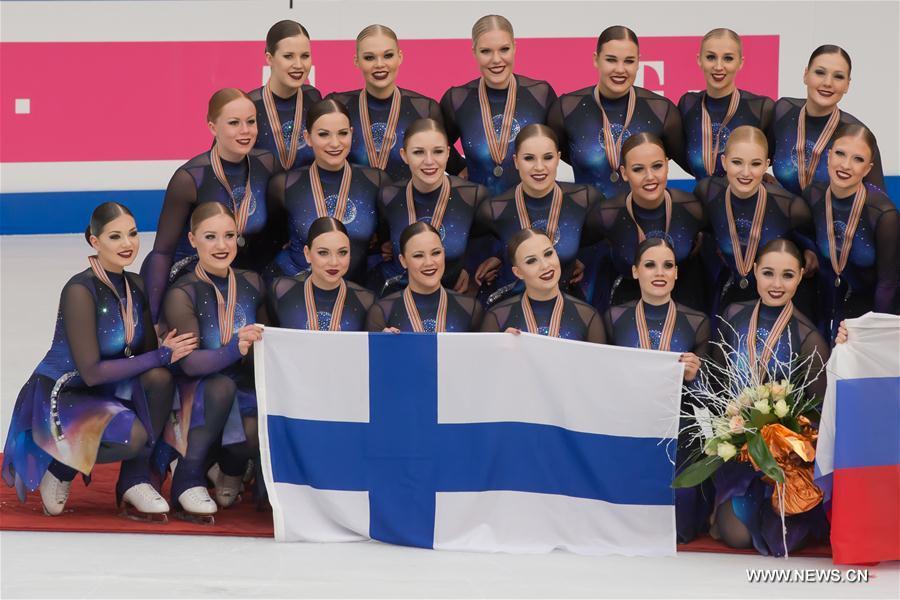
739;277;749;290
835;276;841;288
610;171;619;183
237;235;246;248
493;165;504;177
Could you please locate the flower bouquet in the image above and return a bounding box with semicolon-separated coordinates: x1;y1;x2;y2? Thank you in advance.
673;333;826;521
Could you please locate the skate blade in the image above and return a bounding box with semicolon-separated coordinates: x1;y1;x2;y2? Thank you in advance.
119;505;168;523
174;510;215;525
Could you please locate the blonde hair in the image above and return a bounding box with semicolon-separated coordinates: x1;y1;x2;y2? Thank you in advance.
724;125;768;156
471;15;514;47
356;24;398;51
207;88;252;122
701;28;743;55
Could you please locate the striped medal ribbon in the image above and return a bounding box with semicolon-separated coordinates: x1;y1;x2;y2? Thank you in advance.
478;75;518;178
88;255;135;356
304;277;347;331
625;190;672;242
701;90;740;176
210;145;253;246
521;292;565;338
796;105;841;190
310;162;353;221
403;286;448;332
262;82;304;170
594;85;636;183
825;185;867;288
747;300;793;379
194;264;238;345
359;89;402;170
515;183;563;241
635;299;677;351
725;184;768;290
406;176;451;229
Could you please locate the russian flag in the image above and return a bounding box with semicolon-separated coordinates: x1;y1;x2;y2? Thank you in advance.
254;328;684;556
815;313;900;565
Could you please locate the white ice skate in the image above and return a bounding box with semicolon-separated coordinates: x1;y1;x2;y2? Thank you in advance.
120;483;169;522
175;486;217;524
39;470;72;516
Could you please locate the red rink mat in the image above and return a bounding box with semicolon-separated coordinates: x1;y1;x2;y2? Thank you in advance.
0;458;832;557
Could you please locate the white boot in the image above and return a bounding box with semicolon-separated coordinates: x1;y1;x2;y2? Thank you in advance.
214;474;243;508
122;483;170;514
39;470;72;516
178;486;218;515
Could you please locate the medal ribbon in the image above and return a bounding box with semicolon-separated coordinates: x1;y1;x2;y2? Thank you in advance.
635;299;677;351
262;82;304;170
210;146;253;237
594;86;636;176
310;162;353;221
825;185;867;280
406;176;452;229
478;76;518;171
747;301;793;379
701;91;740;176
403;286;448;332
194;264;238;345
515;183;563;241
521;292;565;338
796;105;841;190
359;89;402;170
88;255;135;352
304;277;347;332
625;190;672;242
725;184;768;280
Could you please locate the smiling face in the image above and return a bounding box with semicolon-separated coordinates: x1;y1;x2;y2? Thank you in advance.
803;52;850;114
722;140;769;198
827;135;873;195
511;233;561;294
754;250;803;307
697;35;743;96
400;129;450;189
399;230;445;291
208;97;258;162
304;229;351;288
474;29;516;88
354;33;402;97
594;39;639;98
621;143;668;204
305;111;353;169
189;213;238;275
266;34;312;95
90;213;140;271
632;243;677;302
513;134;560;196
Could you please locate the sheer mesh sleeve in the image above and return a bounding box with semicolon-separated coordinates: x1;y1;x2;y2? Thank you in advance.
266;277;297;328
866;142;886;192
480;308;502;332
758;96;775;136
873;204;899;312
439;89;462;147
246;271;270;326
263;172;290;260
133;276;160;354
578;303;607;344
162;286;242;377
546;97;570;164
661;102;688;171
468;297;484;330
581;200;608;246
797;317;830;402
365;300;389;332
62;282;169;387
691;312;711;359
140;168;197;322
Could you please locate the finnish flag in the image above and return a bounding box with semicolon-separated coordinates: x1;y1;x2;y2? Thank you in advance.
256;328;684;556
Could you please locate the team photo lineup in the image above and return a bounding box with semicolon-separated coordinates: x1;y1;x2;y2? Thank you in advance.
3;11;898;567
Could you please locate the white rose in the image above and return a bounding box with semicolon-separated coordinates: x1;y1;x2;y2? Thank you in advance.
717;442;738;461
774;399;789;418
725;401;742;417
753;399;771;415
756;385;771;401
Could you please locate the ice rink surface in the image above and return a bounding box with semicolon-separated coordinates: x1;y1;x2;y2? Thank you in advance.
2;234;898;598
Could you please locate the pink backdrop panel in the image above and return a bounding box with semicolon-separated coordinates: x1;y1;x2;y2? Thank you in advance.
1;36;777;163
